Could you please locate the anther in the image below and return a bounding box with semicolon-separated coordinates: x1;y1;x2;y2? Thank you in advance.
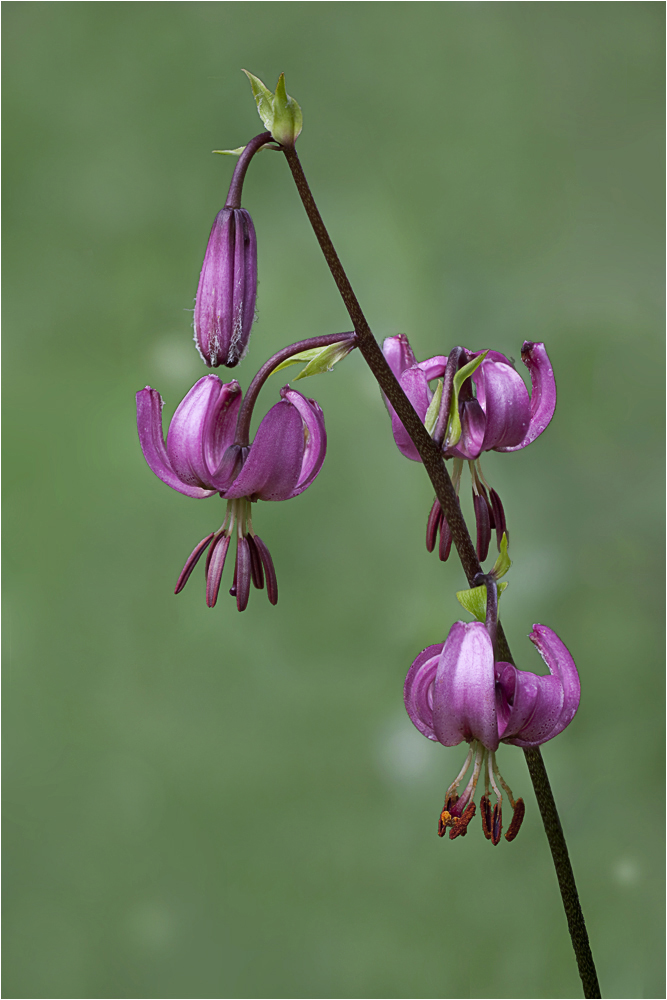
175;533;214;595
504;798;525;842
489;488;507;551
426;499;443;553
473;491;491;562
480;793;493;840
247;534;265;590
439;516;453;562
491;803;502;846
449;801;476;840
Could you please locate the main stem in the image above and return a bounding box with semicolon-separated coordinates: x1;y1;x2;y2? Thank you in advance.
283;144;601;999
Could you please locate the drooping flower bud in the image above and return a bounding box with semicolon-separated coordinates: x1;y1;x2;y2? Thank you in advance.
193;206;257;368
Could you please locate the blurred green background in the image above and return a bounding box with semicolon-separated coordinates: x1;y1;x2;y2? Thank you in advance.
3;3;664;998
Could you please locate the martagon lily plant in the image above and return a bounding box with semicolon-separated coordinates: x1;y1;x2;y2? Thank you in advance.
136;71;601;999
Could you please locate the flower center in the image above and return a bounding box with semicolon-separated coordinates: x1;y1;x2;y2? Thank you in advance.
438;740;525;845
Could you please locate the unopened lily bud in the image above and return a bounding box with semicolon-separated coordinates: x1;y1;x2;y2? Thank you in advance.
193;206;257;368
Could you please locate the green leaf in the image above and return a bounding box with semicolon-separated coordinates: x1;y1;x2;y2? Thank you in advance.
424;380;443;436
444;351;488;449
491;532;511;580
271;340;354;380
456;581;508;622
242;69;276;131
212;146;247;156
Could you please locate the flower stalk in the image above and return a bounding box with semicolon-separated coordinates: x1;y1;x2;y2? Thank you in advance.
282;144;601;1000
234;331;356;446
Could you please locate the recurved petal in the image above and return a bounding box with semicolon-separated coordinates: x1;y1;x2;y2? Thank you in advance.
224;400;304;501
432;621;499;750
416;356;448;381
202;380;243;479
382;335;417;379
403;644;444;741
166;375;230;489
496;342;556;452
448;399;487;459
474;360;531;452
389;365;433;461
500;625;580;747
280;388;327;496
136;387;215;498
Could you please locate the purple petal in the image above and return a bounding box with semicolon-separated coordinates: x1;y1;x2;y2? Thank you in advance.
174;533;214;594
136;387;216;498
432;621;499;750
496;342;556;452
166;376;241;489
224;401;304;501
499;625;580;747
202;382;243;478
448;399;486;460
280;388;327;496
416;356;448;381
382;335;417;379
474;360;531;452
389;366;433;461
209;444;247;493
403;644;444;741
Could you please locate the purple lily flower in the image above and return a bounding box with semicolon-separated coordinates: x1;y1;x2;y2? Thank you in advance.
404;620;580;844
136;374;326;610
382;335;556;562
194;206;257;368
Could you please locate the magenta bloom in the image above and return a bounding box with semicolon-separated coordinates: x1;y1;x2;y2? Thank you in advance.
194;207;257;368
136;374;326;610
383;336;555;462
383;336;556;563
404;620;580;843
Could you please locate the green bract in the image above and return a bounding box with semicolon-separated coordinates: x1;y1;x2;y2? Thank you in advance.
242;70;303;147
424;379;443;436
491;532;511;580
445;351;488;449
456;581;508;622
272;340;354;381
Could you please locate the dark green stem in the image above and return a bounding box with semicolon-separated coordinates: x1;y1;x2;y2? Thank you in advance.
283;144;600;999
